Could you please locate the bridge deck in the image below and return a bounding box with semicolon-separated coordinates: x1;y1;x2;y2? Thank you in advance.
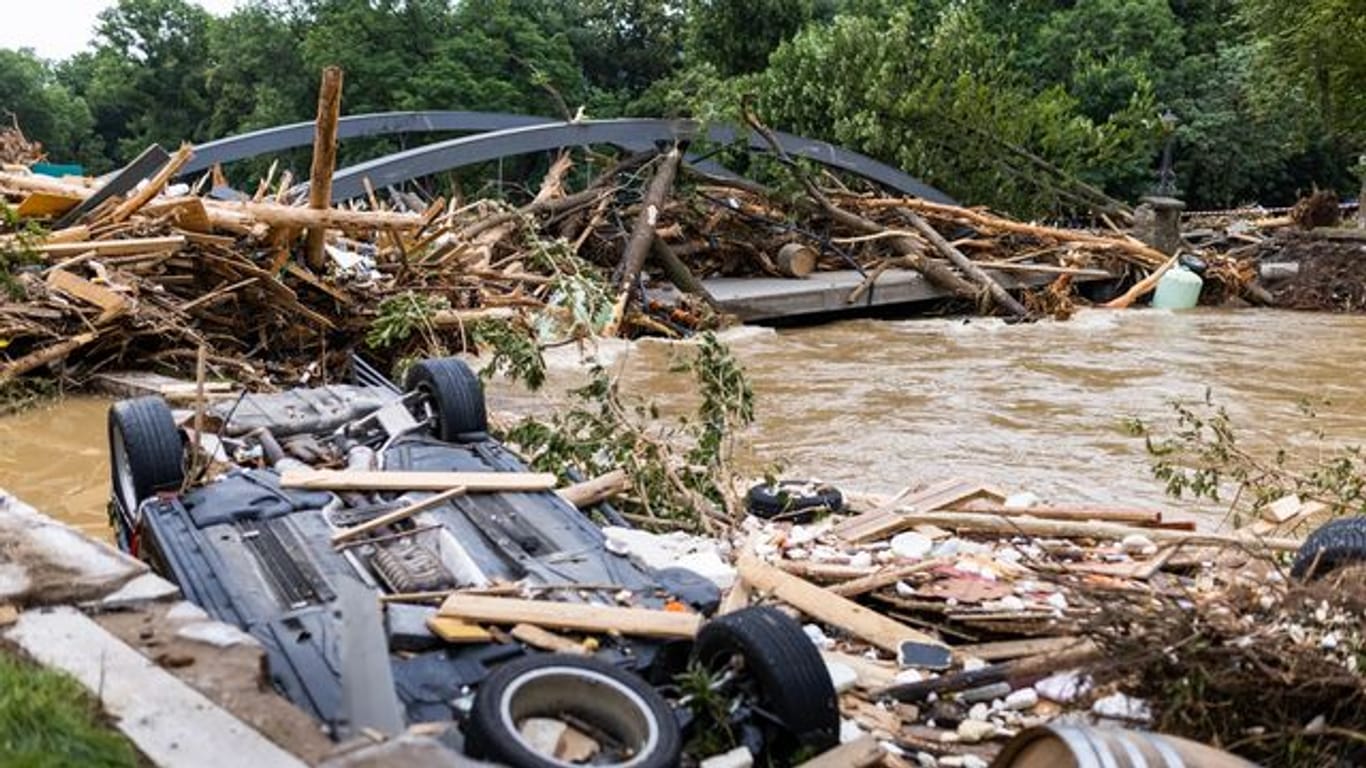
701;268;1114;322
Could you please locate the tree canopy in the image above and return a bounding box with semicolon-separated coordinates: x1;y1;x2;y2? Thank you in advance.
1;0;1359;214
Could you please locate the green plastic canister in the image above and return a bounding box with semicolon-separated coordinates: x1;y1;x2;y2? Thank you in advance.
1151;265;1203;309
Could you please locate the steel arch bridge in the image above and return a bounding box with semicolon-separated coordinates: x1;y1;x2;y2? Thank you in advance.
184;111;955;205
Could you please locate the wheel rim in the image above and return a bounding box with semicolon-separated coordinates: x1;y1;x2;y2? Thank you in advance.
498;665;661;767
110;423;140;524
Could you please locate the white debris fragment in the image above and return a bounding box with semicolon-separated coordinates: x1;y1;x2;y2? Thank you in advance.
839;718;865;743
1120;533;1158;556
803;624;833;649
1092;692;1152;722
891;532;934;560
961;657;989;672
1003;492;1040;509
699;745;753;768
176;621;260;648
1034;671;1089;703
848;551;874;570
1045;592;1069;611
825;660;858;693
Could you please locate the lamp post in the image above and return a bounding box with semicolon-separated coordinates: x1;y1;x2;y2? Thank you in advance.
1156;109;1178;196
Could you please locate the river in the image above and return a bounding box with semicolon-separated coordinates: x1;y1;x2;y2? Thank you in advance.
4;308;1365;540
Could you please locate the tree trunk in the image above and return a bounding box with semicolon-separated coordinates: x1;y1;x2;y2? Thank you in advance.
605;146;682;335
305;66;344;271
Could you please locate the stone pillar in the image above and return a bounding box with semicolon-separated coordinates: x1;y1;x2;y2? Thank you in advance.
1133;196;1186;255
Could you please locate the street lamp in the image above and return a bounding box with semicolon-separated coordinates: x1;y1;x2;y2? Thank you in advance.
1156;109;1178;196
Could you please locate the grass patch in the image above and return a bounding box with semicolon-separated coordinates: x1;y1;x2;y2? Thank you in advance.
0;649;140;767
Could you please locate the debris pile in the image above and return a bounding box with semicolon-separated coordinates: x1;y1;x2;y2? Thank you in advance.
659;479;1354;766
2;132;1241;390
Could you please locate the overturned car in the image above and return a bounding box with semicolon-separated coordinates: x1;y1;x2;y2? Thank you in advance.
107;358;838;766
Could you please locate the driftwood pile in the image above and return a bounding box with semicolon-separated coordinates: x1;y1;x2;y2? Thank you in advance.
2;124;1208;390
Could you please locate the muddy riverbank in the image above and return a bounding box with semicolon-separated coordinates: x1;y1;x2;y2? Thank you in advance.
5;308;1366;540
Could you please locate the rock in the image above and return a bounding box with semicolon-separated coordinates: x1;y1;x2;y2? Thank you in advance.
956;719;996;743
848;551;874;570
1120;534;1158;556
967;702;991;721
1003;688;1039;711
891;532;934;560
961;683;1010;704
914;752;939;767
700;746;753;768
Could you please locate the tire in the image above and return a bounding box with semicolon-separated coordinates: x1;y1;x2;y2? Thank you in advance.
108;397;184;521
466;653;681;768
691;606;839;755
745;480;843;522
1291;516;1366;579
404;357;488;441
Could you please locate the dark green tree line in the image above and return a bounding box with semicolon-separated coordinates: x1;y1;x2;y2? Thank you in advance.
1;0;1360;214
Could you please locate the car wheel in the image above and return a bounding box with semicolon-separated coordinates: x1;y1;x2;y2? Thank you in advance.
1291;516;1366;579
404;357;488;441
465;653;681;768
691;605;839;756
108;397;184;525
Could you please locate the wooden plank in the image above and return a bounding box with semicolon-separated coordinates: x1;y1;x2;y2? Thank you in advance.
833;480;1004;543
510;623;588;655
737;554;948;655
557;468;630;508
46;268;129;324
330;485;466;544
796;734;883;768
951;502;1163;526
106;143;194;223
439;594;702;640
37;236;185;258
281;469;557;493
955;635;1085;662
828;558;949;598
16;191;82;218
426;616;493;644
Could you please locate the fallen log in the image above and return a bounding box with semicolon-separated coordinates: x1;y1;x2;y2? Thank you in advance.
606;145;682;335
557;469;631;509
897;206;1031;318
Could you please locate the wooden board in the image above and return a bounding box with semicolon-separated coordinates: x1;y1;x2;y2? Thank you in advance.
17;191;82;218
330;485;466;544
737;554;948;656
426;616;493;644
37;236;186;257
280;469;557;493
46;268;129;324
833;479;1004;543
510;623;588;655
439;594;702;640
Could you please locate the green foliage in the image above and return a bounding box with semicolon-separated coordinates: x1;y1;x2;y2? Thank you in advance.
366;292;449;351
471;318;546;391
0;652;140;767
1127;391;1366;527
3;0;1362;210
686;0;814;76
503;332;754;531
0;204;43;299
0;49;97;165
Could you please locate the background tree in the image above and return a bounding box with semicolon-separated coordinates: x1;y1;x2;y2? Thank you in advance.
686;0;814;76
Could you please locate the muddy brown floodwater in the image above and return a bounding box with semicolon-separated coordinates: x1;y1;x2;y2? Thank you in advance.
4;308;1366;540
